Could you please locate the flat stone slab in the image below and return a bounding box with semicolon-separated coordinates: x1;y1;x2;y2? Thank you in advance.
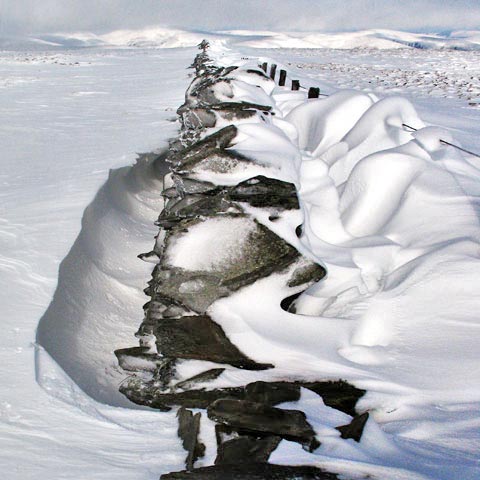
245;381;301;406
160;463;341;479
207;399;319;451
155;315;273;370
120;381;247;411
120;378;365;415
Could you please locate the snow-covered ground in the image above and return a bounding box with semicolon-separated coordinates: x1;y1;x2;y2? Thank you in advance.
280;48;480;104
0;47;194;478
2;38;480;479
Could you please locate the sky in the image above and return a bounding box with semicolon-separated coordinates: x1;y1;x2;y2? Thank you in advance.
0;0;478;35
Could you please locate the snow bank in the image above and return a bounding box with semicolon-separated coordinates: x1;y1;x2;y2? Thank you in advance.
36;155;166;406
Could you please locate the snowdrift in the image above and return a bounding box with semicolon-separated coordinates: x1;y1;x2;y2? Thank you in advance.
36;155;168;406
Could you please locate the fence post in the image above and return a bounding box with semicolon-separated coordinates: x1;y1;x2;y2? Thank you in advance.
261;62;267;73
279;69;287;86
291;80;300;91
308;87;320;98
270;64;277;80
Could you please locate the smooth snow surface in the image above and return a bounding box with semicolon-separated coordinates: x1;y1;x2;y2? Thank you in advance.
2;42;480;479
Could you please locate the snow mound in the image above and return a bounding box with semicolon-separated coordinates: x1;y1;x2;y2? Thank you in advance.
36;155;168;406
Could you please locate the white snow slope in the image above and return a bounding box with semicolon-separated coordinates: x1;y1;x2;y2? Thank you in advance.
1;41;480;479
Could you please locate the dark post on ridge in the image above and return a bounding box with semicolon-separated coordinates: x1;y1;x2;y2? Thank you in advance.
308;87;320;98
270;64;277;80
279;69;287;86
291;80;300;91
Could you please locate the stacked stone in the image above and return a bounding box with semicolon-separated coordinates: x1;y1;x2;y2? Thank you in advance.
115;43;368;479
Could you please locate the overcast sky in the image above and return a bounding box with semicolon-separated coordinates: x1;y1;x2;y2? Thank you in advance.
0;0;478;35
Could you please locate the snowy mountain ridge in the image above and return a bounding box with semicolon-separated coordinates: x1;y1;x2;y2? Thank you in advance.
3;27;480;50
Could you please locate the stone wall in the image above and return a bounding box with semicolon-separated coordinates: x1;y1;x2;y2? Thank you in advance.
114;43;368;479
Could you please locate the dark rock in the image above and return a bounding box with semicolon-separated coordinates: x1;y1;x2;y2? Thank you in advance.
215;435;281;465
157;194;238;226
179;107;217;129
226;176;299;210
155;315;273;370
151;269;230;314
138;295;190;331
288;262;326;288
174;150;255;182
214;423;238;446
303;381;366;417
177;407;205;471
179;103;271;130
170;176;218;195
246;68;270;79
152;358;178;390
207;399;319;451
208;101;271;113
245;381;301;406
173;368;225;391
169;125;238;170
336;412;369;442
161;186;179;199
138;251;160;263
160;463;341;479
120;381;246;410
114;346;162;373
153;216;302;313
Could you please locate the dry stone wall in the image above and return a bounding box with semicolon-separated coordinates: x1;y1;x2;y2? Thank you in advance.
115;43;368;479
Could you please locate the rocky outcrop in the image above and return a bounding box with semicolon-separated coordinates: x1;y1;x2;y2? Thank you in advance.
114;42;368;479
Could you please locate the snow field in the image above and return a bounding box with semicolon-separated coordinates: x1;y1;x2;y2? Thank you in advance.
275;47;480;104
1;40;480;479
1;47;195;478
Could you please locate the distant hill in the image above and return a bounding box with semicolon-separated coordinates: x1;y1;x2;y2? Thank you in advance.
2;27;480;50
